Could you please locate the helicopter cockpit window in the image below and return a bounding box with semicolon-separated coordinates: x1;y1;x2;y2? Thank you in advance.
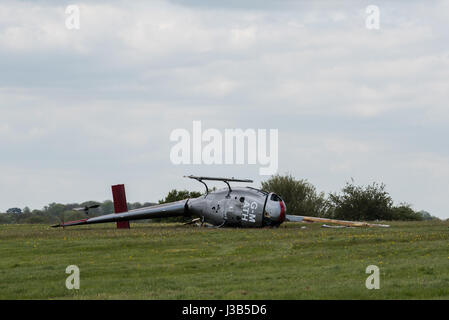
270;194;281;202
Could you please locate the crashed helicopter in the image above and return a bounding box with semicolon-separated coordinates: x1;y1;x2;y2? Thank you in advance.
52;175;389;229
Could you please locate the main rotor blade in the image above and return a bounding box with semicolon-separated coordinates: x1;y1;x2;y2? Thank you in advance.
285;215;390;228
184;175;253;183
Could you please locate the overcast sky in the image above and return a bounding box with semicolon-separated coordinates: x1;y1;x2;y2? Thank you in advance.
1;0;448;218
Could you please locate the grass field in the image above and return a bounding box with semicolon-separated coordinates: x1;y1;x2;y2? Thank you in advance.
1;221;448;299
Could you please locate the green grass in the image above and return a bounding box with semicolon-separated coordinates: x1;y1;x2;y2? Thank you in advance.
1;221;448;299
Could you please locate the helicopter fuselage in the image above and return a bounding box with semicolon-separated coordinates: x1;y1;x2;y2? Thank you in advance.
187;187;286;227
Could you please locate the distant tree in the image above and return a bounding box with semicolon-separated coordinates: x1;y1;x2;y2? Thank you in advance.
128;202;142;210
328;181;393;221
391;203;422;221
100;200;114;215
261;174;328;217
1;198;167;224
26;215;47;224
0;214;11;224
417;210;439;221
158;189;202;204
62;210;86;222
45;203;67;217
6;207;22;214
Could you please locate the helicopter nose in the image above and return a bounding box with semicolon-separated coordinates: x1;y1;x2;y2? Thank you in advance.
265;193;286;224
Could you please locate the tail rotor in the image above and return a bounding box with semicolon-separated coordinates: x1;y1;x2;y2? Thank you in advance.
73;204;100;216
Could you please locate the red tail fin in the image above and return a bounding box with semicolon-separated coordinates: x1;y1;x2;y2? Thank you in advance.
112;184;130;229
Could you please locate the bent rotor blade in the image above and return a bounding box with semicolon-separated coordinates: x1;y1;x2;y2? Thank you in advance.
285;215;389;228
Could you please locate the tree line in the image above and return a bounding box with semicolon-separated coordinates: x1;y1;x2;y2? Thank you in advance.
0;190;202;225
0;174;439;224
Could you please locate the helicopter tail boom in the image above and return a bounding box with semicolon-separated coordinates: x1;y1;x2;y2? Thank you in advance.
52;199;189;228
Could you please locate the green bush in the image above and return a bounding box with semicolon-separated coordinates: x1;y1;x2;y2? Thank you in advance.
327;181;393;221
391;204;423;221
